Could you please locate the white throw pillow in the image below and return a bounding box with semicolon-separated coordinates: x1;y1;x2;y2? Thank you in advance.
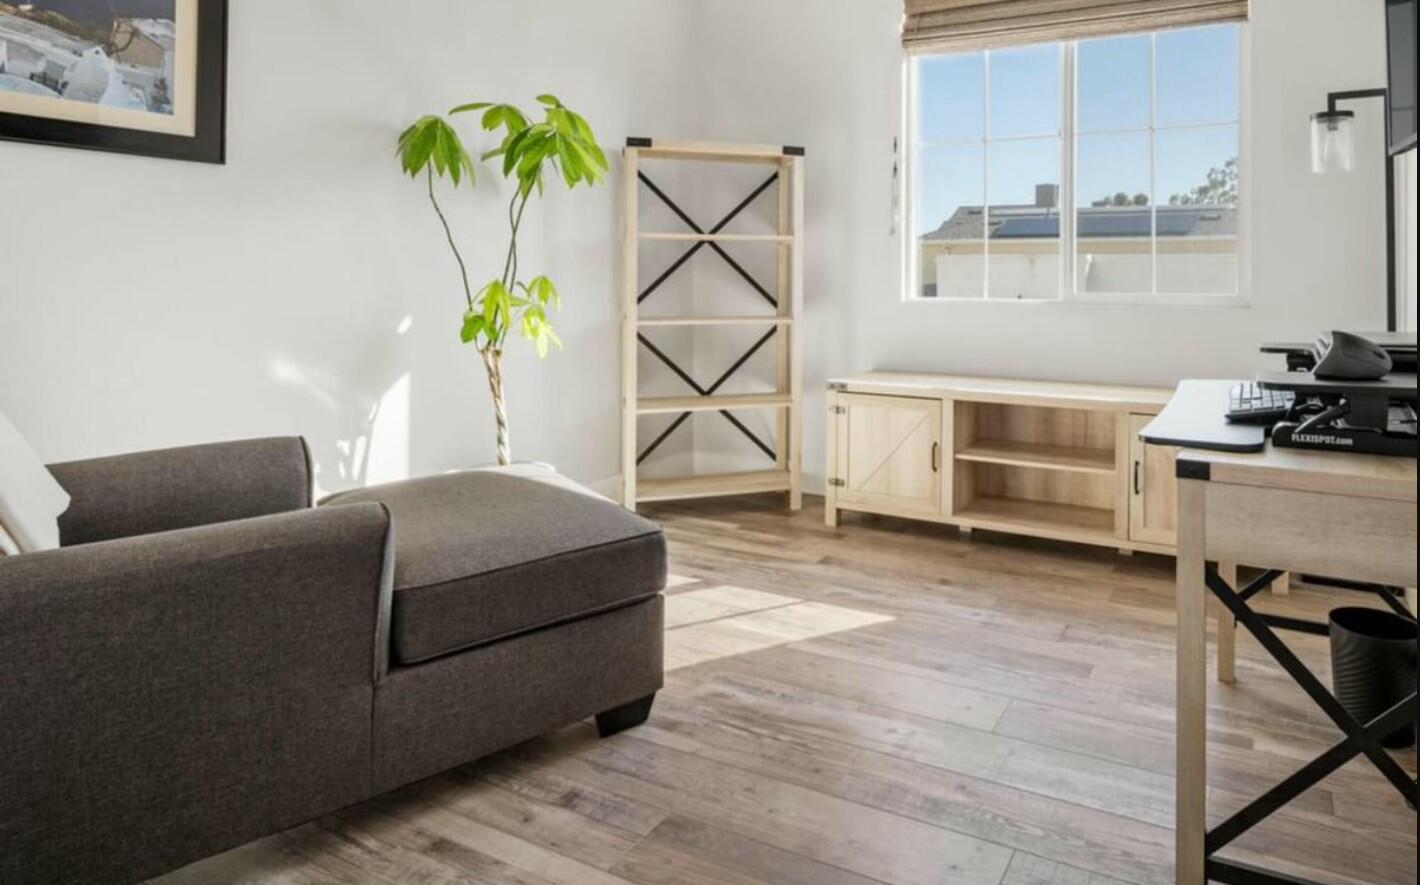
0;409;71;553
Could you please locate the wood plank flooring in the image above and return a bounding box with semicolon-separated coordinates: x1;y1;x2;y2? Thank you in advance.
151;495;1417;885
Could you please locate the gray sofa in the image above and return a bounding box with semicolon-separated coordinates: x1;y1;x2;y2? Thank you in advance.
0;437;666;885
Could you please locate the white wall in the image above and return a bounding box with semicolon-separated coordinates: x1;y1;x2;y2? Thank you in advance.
2;0;1401;497
688;0;1394;491
1;0;696;495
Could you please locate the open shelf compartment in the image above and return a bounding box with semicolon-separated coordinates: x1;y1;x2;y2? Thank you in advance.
953;401;1117;474
950;401;1121;543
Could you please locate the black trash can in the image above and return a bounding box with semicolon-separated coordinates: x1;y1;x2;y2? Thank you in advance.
1328;607;1418;749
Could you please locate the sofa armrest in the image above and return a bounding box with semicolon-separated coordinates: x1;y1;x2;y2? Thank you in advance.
47;436;313;546
0;503;393;885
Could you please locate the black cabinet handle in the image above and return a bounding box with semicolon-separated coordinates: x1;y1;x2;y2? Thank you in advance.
1133;460;1142;496
931;442;941;473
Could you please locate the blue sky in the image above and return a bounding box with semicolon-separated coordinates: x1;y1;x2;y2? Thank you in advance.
915;24;1240;234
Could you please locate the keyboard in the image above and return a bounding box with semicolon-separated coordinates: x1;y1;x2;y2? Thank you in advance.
1226;381;1295;424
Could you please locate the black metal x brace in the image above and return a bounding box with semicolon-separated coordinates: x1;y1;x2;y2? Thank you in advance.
636;170;784;464
636;330;778;464
1201;564;1418;885
637;172;780;307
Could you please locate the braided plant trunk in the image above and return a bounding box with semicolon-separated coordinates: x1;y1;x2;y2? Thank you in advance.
480;347;510;466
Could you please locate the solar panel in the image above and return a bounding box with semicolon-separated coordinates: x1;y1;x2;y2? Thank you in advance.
976;208;1224;239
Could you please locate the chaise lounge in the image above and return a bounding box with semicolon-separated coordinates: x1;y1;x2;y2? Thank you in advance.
0;436;666;885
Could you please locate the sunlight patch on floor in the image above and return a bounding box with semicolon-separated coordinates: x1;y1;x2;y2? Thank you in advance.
665;587;894;672
664;585;802;629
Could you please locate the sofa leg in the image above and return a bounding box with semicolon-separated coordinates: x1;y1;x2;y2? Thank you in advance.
595;693;656;737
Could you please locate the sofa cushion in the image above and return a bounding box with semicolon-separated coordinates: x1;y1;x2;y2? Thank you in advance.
0;408;71;553
321;471;666;664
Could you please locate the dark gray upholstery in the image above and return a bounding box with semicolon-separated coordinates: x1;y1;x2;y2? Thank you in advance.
323;471;667;664
0;504;394;885
48;437;312;546
1;440;663;885
374;595;664;793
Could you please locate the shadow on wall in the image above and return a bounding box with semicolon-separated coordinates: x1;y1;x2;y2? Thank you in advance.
268;313;416;497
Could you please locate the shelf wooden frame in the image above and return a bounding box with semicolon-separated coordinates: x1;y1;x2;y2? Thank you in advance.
622;138;805;511
637;469;793;503
636;393;792;415
637;315;792;328
639;232;792;243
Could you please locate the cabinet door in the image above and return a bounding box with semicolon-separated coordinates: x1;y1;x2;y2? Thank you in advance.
834;394;942;517
1128;413;1179;547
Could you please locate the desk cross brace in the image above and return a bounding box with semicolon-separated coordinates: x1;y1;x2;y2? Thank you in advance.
1201;564;1418;885
635;170;783;465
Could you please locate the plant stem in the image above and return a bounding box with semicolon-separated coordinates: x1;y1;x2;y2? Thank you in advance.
481;347;510;465
427;166;473;309
497;187;532;347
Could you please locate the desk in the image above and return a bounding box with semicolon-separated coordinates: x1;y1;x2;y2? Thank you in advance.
1174;445;1417;884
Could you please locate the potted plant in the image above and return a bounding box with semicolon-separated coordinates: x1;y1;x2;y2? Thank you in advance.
396;95;608;465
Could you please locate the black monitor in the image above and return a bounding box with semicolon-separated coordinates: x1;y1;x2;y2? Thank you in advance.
1387;0;1417;155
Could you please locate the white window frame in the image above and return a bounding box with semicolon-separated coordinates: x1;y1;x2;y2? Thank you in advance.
902;24;1251;308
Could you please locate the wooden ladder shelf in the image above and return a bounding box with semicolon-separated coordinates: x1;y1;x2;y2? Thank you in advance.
621;138;805;511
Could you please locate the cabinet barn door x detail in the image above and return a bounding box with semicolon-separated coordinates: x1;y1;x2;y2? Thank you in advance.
832;393;942;518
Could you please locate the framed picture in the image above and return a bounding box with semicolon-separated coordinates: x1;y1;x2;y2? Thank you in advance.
0;0;226;163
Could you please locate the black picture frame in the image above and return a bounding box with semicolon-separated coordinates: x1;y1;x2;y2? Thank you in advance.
0;0;227;164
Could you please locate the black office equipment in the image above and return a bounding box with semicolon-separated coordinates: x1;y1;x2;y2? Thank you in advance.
1226;381;1295;424
1141;380;1267;452
1312;331;1394;380
1258;371;1418;456
1261;332;1417;373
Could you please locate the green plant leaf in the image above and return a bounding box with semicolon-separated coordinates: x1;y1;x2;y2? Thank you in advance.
449;101;493;115
460;310;486;344
562;137;603;186
396;115;440;177
396;116;474;186
555;139;580;187
536;94;562;107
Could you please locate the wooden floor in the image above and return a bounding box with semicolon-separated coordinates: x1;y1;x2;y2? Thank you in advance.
154;495;1417;885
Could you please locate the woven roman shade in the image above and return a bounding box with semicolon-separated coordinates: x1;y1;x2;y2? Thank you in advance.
903;0;1248;53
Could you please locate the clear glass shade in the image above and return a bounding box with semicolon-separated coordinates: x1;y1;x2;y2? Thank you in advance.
1310;112;1356;174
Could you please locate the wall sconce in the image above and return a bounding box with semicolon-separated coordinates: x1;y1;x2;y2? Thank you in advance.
1309;88;1396;330
1310;109;1356;173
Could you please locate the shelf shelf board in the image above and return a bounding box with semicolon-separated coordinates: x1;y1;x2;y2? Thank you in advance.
629;139;793;165
638;469;791;503
637;393;791;414
638;315;792;328
639;232;792;243
954;496;1116;544
955;440;1115;475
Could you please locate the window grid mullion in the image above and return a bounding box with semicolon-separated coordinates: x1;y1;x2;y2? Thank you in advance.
1063;42;1076;301
1150;31;1159;296
982;51;992;301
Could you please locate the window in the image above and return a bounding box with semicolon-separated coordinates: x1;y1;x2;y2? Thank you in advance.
907;24;1242;303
